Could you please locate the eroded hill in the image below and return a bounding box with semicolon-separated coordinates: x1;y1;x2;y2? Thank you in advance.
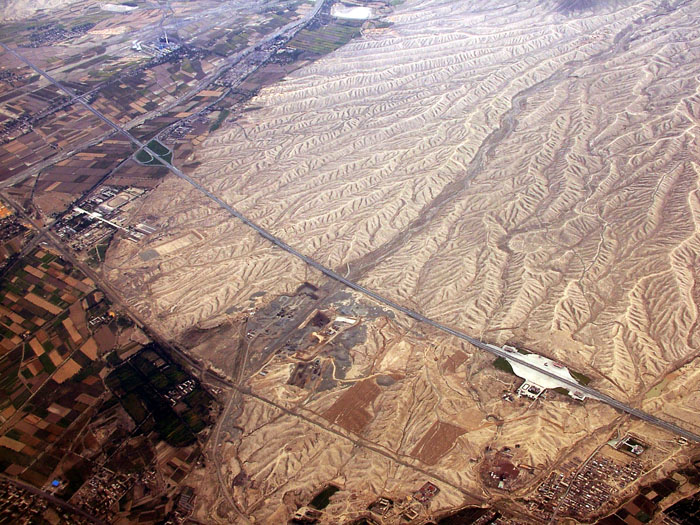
104;0;700;522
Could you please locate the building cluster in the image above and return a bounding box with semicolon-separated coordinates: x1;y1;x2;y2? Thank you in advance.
615;435;646;456
529;453;644;520
0;69;22;87
0;87;71;143
359;481;441;523
19;22;96;48
132;34;182;58
291;506;323;523
176;486;195;513
0;206;28;269
368;496;393;517
517;381;544;400
165;379;196;406
412;481;440;505
142;43;206;70
366;496;426;524
54;185;156;252
164;111;212;142
0;479;91;524
72;469;134;519
215;48;271;86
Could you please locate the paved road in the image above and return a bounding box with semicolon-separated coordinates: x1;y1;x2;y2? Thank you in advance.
4;36;700;445
0;474;107;525
210;388;252;524
0;0;326;190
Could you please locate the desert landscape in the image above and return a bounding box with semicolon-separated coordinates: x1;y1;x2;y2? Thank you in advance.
109;0;700;401
97;0;700;522
1;0;699;522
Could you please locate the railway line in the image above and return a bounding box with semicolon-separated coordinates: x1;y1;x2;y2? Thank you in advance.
3;26;700;445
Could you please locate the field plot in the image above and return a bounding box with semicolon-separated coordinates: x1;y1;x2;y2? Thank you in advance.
410;421;466;465
90;57;214;128
322;378;382;433
105;344;212;447
0;246;215;521
0;247;109;486
0;103;112;182
33;138;134;209
107;158;168;188
105;0;700;522
287;19;364;55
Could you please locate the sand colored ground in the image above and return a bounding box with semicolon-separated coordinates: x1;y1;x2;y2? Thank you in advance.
109;0;700;402
102;0;700;521
0;0;84;21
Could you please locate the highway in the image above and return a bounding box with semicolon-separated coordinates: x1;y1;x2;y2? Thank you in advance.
3;37;700;445
0;0;327;192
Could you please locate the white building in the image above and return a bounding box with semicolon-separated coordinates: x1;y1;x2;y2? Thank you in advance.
497;345;587;401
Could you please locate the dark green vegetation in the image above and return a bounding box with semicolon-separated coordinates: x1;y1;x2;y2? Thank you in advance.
105;343;213;447
87;240;111;268
437;507;492;524
493;357;514;374
209;109;230;132
135;139;172;166
665;491;700;524
288;19;364;55
309;484;340;510
570;369;591;385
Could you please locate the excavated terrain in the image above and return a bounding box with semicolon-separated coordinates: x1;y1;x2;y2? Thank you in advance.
105;0;700;521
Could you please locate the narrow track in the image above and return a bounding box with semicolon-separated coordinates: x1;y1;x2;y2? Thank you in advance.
0;473;107;525
3;39;699;444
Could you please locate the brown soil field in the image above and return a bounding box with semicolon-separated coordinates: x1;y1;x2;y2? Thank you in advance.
410;421;466;465
443;350;469;374
322;378;382;433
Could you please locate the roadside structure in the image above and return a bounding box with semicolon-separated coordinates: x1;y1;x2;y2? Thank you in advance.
500;345;587;401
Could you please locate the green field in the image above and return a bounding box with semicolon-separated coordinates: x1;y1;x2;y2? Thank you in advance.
288;20;363;55
209;109;230;132
570;370;591;385
135;139;173;166
105;344;212;447
493;357;514;374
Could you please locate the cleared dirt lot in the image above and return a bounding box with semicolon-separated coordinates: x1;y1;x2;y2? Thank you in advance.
104;0;700;522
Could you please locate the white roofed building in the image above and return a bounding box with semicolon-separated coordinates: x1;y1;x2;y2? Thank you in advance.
499;345;587;401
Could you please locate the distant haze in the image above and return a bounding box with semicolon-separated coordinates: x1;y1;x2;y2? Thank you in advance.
555;0;623;12
0;0;83;21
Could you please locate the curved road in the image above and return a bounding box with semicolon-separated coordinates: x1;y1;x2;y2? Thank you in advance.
3;37;700;444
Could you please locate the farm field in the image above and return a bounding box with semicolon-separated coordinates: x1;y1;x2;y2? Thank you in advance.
104;0;700;523
2;0;700;523
0;246;214;522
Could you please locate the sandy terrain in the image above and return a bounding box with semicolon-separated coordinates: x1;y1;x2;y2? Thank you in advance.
110;0;700;402
104;0;700;521
0;0;85;21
